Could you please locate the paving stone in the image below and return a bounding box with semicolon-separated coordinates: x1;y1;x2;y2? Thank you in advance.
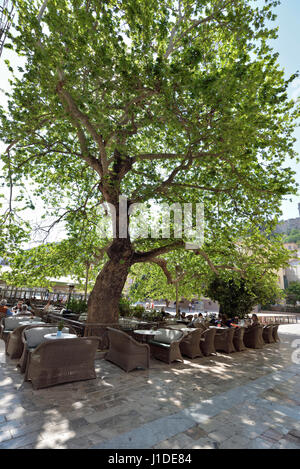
184;426;208;440
247;438;274;449
0;430;42;449
274;438;300;449
208;430;229;443
188;437;218;449
260;428;284;442
288;429;300;439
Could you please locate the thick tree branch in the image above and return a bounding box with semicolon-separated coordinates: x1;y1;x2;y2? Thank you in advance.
56;82;108;175
132;240;184;264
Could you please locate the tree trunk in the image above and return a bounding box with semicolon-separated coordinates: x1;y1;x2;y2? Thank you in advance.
87;238;133;323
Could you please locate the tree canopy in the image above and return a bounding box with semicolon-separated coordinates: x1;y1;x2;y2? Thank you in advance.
0;0;299;322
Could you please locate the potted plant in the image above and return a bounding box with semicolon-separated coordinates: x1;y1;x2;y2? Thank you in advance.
57;320;64;337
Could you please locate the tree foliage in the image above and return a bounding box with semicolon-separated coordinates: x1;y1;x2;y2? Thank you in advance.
285;281;300;306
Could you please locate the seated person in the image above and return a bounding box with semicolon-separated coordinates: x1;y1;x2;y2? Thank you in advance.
24;300;32;312
209;314;217;325
193;313;204;324
250;314;260;326
178;311;188;323
226;317;234;327
0;299;13;317
218;313;229;327
13;300;23;313
43;300;56;314
15;304;32;316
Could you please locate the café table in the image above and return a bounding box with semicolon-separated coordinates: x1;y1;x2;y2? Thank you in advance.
209;326;228;330
19;320;45;326
133;329;160;343
44;332;77;340
178;327;197;333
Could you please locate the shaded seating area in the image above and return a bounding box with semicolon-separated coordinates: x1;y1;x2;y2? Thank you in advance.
105;327;150;372
179;329;203;359
148;329;185;364
24;337;99;389
243;324;264;349
214;328;236;354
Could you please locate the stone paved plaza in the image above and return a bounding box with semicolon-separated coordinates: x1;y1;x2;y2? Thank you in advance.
0;325;300;449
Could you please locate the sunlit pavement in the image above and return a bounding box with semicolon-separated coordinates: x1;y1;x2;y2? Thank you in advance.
0;325;299;449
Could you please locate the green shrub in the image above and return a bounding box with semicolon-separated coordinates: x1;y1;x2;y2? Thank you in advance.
67;298;88;314
119;296;131;316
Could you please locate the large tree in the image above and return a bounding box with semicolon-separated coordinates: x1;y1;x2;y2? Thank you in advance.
0;0;298;324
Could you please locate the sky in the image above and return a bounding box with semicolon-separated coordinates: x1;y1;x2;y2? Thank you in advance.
268;0;300;220
0;0;299;242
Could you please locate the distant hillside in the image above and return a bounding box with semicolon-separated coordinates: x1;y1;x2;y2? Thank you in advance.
274;203;300;235
282;228;300;245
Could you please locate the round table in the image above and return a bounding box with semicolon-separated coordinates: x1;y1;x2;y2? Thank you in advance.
209;326;228;330
19;321;45;326
133;329;159;343
44;333;77;340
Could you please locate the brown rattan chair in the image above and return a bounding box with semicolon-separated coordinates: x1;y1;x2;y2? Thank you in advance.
233;327;247;352
148;328;185;364
0;316;36;350
214;328;236;353
18;324;77;374
179;329;203;359
6;324;32;359
24;337;99;389
194;322;208;331
263;324;275;344
272;323;280;342
200;327;216;356
105;327;150;372
243;324;264;349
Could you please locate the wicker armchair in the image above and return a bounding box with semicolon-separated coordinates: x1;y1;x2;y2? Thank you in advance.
200;327;216;356
243;324;264;349
105;327;150;372
148;328;185;364
262;324;275;344
18;324;77;374
272;323;280;342
6;325;32;359
25;337;99;389
0;316;36;349
233;327;247;352
214;328;236;354
194;322;208;331
179;329;203;359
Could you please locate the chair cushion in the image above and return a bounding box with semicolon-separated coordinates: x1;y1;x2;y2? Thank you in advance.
154;329;182;344
25;327;69;348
